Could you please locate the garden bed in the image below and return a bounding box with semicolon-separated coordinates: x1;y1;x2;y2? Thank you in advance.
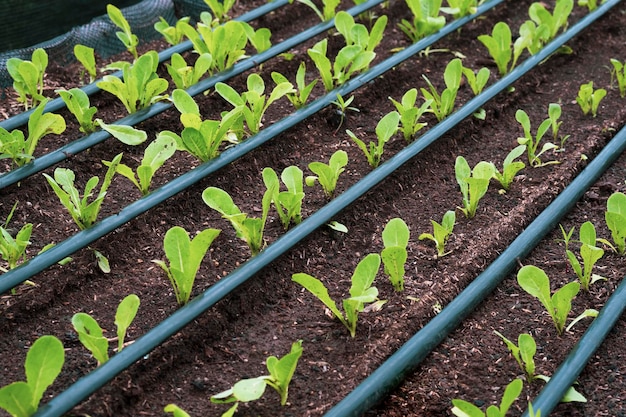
1;1;626;416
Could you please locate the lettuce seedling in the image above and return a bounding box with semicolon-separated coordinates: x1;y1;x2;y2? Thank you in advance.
478;22;512;76
381;218;410;291
515;19;550;57
451;378;523;417
421;58;462;121
74;44;97;84
566;221;606;291
305;150;348;199
398;0;446;43
442;0;478;19
419;210;455;257
529;0;574;40
107;4;139;59
335;11;387;53
6;48;48;110
211;340;303;416
103;133;177;196
164;404;191;417
0;100;66;168
97;51;168;114
455;156;495;219
262;166;305;229
43;153;122;230
57;88;98;134
494;331;537;382
515;109;559;167
308;39;374;92
215;73;294;137
347;111;400;168
166;52;213;90
153;227;220;305
492;145;526;191
271;62;318;109
576;81;607;117
605;191;626;254
202;186;273;256
296;0;341;21
154;16;190;45
462;66;490;96
293;253;382;337
203;0;236;23
0;202;32;270
517;265;580;335
72;294;140;365
389;88;432;142
0;335;64;417
610;58;626;97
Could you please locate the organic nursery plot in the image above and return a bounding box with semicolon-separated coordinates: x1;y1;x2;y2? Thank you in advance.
1;0;626;417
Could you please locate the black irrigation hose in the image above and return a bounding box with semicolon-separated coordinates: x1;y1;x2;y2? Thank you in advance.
27;3;509;416
0;0;291;132
522;277;626;417
0;0;385;190
323;3;624;416
0;0;503;294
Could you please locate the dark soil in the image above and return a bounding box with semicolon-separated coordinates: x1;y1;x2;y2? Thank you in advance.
1;1;626;417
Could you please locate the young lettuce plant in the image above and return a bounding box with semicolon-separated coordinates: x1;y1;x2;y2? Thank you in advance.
56;88;98;134
292;253;382;337
576;81;607;117
0;202;32;271
419;210;455;257
0;335;64;417
166;52;213;90
455;156;495;219
398;0;447;43
74;44;97;84
203;0;237;23
262;166;305;229
43;153;122;230
295;0;341;21
566;221;606;291
102;133;177;196
97;51;168;114
107;4;139;59
421;58;463;121
389;88;432;142
202;186;273;256
492;145;526;192
478;22;513;76
271;62;318;110
0;100;66;168
72;294;141;364
6;48;48;110
515;108;559;167
210;340;303;416
443;0;479;19
462;65;490;96
153;227;220;305
169;89;243;161
605;191;626;254
610;58;626;98
305;150;348;199
494;331;538;382
307;12;387;91
451;378;523;417
381;218;410;291
347;111;400;168
215;73;294;137
517;265;580;335
528;0;574;41
154;16;190;45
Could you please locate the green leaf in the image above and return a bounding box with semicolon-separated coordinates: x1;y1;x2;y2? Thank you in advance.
24;335;64;409
232;377;268;402
115;294;140;352
72;313;109;364
96;120;147;145
292;273;347;327
0;382;35;417
164;403;192;417
349;253;381;299
517;265;551;313
382;218;409;248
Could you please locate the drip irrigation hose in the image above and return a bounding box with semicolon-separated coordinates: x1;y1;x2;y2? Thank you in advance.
27;1;614;414
0;0;502;295
522;278;626;417
22;3;509;415
0;0;385;190
0;0;291;132
322;4;623;416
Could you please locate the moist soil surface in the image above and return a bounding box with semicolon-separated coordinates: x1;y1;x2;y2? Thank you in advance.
1;1;626;416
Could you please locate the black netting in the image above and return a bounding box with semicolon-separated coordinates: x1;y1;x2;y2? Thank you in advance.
0;0;213;89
